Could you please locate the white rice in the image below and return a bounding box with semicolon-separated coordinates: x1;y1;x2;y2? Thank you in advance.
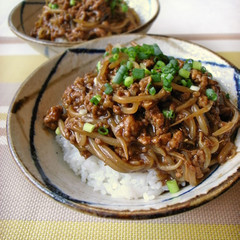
56;135;168;200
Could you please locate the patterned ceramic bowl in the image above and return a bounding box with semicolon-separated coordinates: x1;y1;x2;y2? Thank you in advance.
8;0;159;58
7;34;240;219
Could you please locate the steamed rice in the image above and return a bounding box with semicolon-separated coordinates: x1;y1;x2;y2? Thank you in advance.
56;135;168;200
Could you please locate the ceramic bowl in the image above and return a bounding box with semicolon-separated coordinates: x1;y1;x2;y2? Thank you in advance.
7;34;240;219
8;0;159;58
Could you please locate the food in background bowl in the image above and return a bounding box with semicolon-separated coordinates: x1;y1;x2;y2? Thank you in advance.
43;42;240;200
30;0;140;42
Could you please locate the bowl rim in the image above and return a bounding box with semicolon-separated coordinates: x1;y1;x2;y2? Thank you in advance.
6;33;240;219
8;0;160;47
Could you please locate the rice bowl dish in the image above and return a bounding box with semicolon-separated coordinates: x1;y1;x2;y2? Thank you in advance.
7;34;240;218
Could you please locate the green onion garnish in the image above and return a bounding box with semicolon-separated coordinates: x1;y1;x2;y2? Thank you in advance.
163;86;172;92
152;43;162;56
179;68;190;79
145;68;151;75
124;76;134;87
161;73;174;92
206;88;218;101
90;94;101;105
96;61;101;72
112;47;120;54
83;123;95;133
162;109;175;119
149;86;156;95
201;66;207;73
132;68;145;79
182;63;192;72
121;3;128;12
104;51;109;57
168;59;179;69
104;83;113;95
166;179;179;193
181;79;187;87
98;127;109;135
109;53;119;62
48;3;58;9
154;60;165;70
70;0;76;6
151;72;161;82
181;79;192;88
125;46;137;61
226;93;230;99
113;65;128;84
192;61;202;70
126;60;133;70
146;83;156;95
55;127;61;135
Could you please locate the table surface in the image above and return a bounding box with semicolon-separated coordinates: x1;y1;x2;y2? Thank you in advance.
0;0;240;239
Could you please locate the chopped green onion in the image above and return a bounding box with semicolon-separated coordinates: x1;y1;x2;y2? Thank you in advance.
109;53;119;62
180;79;187;87
206;88;217;101
112;47;120;54
163;86;172;92
132;68;145;79
138;52;149;60
139;44;153;55
151;72;161;82
145;68;151;75
154;60;165;70
96;61;101;72
192;61;202;70
163;109;175;119
90;94;101;105
166;179;179;193
48;3;58;9
182;63;192;72
55;127;61;135
168;59;179;69
98;127;109;135
179;68;190;78
104;83;113;95
104;51;109;57
146;83;151;90
151;69;157;74
181;79;192;88
152;43;162;56
121;3;128;12
126;60;133;70
83;123;95;133
201;66;207;73
149;86;156;95
113;65;128;84
70;0;76;6
226;93;230;99
165;73;174;81
146;83;156;95
124;76;134;87
125;46;137;61
161;73;174;92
